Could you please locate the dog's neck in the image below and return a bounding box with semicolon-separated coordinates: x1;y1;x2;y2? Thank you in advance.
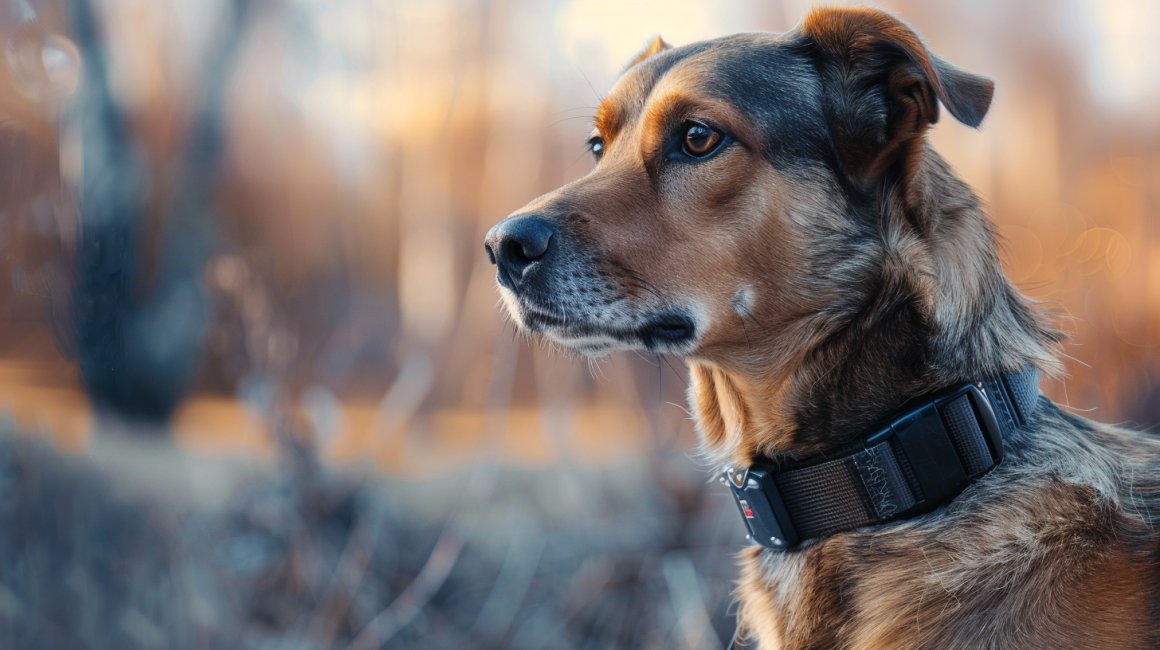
689;146;1060;467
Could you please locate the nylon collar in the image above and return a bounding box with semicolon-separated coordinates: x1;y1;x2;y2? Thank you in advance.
723;368;1040;550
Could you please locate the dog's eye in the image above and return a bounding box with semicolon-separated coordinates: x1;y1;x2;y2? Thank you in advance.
681;122;724;158
587;136;605;161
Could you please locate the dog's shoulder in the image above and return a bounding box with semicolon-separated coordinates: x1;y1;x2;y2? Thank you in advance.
1032;400;1160;527
737;402;1160;649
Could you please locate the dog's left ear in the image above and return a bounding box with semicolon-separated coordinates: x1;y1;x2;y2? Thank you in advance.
802;7;993;183
625;35;671;70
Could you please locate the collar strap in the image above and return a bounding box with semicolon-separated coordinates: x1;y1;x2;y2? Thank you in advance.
723;368;1040;550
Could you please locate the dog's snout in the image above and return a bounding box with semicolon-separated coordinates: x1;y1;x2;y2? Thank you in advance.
484;215;555;288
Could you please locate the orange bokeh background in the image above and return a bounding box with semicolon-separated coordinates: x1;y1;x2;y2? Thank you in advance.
2;0;1158;468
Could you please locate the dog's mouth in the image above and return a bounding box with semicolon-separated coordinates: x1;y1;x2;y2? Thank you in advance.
515;298;697;356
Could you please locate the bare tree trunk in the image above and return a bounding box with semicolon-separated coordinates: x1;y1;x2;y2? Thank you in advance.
67;0;252;426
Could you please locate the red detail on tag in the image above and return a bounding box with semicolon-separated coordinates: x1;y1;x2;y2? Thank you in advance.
739;499;755;519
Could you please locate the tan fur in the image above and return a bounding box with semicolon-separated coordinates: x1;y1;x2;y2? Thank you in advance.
625;35;671;70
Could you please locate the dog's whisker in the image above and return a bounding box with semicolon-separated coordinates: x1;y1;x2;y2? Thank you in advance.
552;105;600;115
660;355;686;387
547;115;599;128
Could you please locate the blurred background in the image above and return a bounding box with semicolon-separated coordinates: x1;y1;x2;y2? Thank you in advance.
0;0;1157;648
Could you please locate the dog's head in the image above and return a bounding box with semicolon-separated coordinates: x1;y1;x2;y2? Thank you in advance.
485;7;993;372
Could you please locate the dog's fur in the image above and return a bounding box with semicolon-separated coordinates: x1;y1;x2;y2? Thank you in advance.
486;7;1160;648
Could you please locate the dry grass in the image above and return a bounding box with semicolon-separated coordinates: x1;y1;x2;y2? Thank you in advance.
0;418;743;649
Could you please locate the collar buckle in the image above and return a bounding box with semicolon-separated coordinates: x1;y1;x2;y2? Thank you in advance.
722;465;799;549
888;393;973;505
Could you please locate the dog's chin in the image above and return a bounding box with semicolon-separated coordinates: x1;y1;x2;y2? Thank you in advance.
510;300;699;358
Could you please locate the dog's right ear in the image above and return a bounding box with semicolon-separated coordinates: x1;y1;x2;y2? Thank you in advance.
624;35;671;70
801;7;993;186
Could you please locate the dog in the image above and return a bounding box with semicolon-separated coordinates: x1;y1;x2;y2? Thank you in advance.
484;7;1160;648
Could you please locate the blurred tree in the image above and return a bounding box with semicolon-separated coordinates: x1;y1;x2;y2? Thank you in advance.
67;0;251;426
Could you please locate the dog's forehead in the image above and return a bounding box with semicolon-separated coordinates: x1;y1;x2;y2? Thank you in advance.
598;32;821;140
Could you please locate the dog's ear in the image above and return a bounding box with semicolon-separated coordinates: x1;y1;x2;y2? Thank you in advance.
802;7;993;183
624;35;671;70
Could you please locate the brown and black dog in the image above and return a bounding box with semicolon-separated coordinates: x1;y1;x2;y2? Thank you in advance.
484;7;1160;648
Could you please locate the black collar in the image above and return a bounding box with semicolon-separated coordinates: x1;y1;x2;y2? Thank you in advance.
722;368;1040;550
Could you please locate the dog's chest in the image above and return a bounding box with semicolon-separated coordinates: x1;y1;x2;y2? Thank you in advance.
738;521;1156;650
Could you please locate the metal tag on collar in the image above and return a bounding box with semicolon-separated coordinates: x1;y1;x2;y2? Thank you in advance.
721;466;799;550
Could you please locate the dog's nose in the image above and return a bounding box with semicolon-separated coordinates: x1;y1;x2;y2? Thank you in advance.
484;215;555;288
